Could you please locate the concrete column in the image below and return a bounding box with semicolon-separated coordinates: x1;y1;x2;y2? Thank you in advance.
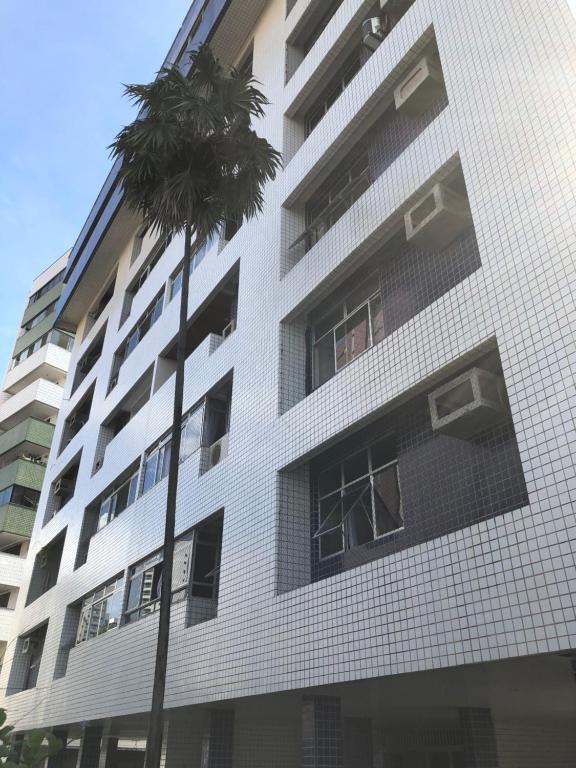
200;710;234;768
77;726;103;768
459;708;500;768
301;695;343;768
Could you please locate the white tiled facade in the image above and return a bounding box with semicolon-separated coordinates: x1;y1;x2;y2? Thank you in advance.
3;1;576;766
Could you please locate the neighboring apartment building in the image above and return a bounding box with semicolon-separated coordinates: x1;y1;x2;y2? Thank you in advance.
0;252;72;671
2;1;576;766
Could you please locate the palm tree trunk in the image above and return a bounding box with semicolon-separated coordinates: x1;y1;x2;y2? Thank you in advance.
144;222;192;768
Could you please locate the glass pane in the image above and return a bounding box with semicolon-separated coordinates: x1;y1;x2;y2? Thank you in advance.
100;588;123;633
142;452;159;493
318;465;341;497
172;538;194;591
318;494;343;533
76;606;91;644
343;450;369;485
343;481;374;547
160;442;172;481
97;498;112;530
314;334;336;388
371;435;396;471
373;464;403;536
346;276;376;313
314;306;343;340
170;270;183;300
126;572;144;615
180;404;204;461
335;323;348;371
346;305;369;362
127;474;138;507
370;294;385;345
320;528;344;559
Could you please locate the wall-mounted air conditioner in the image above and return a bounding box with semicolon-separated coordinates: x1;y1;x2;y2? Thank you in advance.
21;637;38;655
428;367;507;439
394;55;444;117
68;413;87;432
54;477;72;498
208;434;229;469
405;182;471;251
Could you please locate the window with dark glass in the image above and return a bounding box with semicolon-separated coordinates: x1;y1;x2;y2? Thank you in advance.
141;432;172;495
311;272;384;389
125;518;222;623
27;270;65;306
97;471;139;531
314;435;402;559
0;485;40;509
75;575;124;644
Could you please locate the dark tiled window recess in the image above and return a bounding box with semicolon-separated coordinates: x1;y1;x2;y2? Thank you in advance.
308;184;476;389
314;434;402;559
8;623;48;692
72;326;106;394
26;531;65;605
303;349;528;583
121;235;173;325
75;575;124;645
59;385;94;454
75;463;140;568
0;485;40;510
50;457;80;516
168;232;220;302
108;291;164;393
124;513;223;626
285;0;344;81
11;329;74;370
288;40;448;265
82;275;116;340
301;0;417;137
159;267;238;389
27;270;65;306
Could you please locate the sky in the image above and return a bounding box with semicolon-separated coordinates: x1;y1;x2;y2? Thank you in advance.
0;0;191;367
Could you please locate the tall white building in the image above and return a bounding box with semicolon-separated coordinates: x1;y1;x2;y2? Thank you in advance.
3;1;576;766
0;253;72;672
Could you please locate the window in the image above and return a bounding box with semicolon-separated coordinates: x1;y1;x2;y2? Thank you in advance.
27;270;65;306
122;235;172;323
26;531;65;605
0;591;11;609
312;273;384;388
11;329;74;369
75;575;124;644
141;433;171;495
0;485;40;509
169;233;218;302
305;50;361;136
109;292;163;392
180;402;206;462
19;301;57;335
22;624;47;690
314;435;402;559
125;518;222;624
97;471;139;531
72;327;105;393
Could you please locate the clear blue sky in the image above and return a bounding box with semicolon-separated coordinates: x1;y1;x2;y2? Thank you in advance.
0;0;190;367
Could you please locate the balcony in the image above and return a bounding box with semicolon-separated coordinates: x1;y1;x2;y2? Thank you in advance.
0;418;54;458
0;458;45;493
21;282;63;327
0;504;36;538
5;342;70;395
0;379;62;430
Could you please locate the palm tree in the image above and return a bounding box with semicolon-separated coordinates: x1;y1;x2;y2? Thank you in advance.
110;44;281;768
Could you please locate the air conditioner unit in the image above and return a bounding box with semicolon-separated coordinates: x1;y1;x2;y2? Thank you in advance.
208;434;229;469
361;16;389;51
21;637;38;655
68;413;87;431
54;477;72;498
394;55;444;116
222;319;236;339
428;367;507;439
405;182;471;251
